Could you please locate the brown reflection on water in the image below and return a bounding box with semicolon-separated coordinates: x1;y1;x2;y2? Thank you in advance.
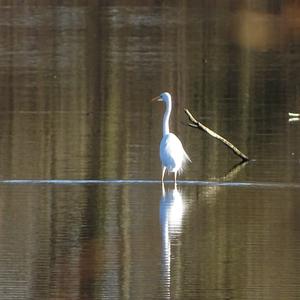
0;2;299;300
191;186;300;300
0;2;298;181
0;184;300;299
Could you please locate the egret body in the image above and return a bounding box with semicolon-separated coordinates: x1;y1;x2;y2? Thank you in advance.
153;92;191;183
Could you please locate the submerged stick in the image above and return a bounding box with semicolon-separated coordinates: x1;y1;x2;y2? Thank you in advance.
185;109;249;162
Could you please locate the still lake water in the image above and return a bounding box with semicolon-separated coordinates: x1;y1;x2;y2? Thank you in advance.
0;2;300;300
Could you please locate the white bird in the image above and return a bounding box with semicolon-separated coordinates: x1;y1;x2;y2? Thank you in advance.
152;92;191;183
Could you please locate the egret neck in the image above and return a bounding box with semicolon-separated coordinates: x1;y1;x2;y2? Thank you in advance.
163;95;171;136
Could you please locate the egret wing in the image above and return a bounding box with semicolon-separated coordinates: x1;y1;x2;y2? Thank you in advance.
160;133;190;172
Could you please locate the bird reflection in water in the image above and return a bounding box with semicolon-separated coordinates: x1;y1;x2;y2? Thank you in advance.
160;183;186;299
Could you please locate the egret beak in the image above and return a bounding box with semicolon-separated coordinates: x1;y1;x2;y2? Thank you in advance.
151;96;162;102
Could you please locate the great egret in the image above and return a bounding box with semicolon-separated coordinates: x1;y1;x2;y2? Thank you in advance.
152;92;191;183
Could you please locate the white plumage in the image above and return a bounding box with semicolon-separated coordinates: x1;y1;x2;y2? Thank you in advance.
153;92;191;182
160;133;190;173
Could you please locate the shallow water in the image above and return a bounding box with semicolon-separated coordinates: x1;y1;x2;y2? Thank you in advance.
0;2;299;300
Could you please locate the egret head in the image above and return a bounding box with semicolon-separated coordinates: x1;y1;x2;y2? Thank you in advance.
151;92;171;103
160;92;171;103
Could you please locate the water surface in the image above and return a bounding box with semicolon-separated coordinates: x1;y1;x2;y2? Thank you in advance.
0;2;299;299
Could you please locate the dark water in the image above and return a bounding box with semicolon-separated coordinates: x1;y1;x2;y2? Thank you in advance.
0;2;300;300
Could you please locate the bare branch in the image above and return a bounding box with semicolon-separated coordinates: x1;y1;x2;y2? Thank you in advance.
185;109;249;162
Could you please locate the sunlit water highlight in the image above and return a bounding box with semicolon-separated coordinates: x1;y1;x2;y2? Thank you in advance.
0;179;299;189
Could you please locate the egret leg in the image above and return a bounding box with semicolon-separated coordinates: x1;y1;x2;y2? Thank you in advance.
161;167;166;182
